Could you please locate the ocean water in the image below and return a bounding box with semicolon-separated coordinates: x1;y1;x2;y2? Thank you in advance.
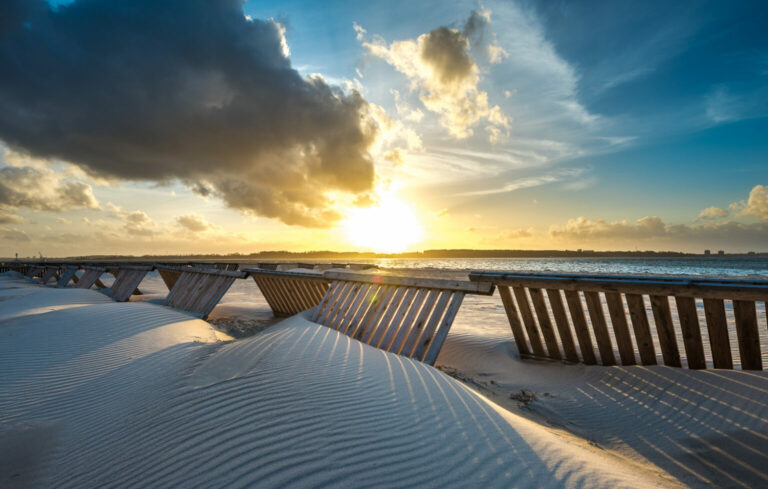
351;256;768;279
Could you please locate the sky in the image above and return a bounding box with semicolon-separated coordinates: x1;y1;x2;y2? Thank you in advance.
0;0;767;257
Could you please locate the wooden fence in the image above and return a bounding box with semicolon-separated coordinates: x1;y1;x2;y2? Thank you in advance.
76;267;107;289
313;272;494;365
109;265;154;302
245;269;330;317
470;271;768;371
40;266;60;284
160;266;246;318
57;267;79;288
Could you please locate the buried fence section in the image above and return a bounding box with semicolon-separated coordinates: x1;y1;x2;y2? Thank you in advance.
57;267;79;288
161;266;246;318
312;271;494;365
244;269;331;317
470;271;768;371
77;267;107;289
40;266;60;284
109;266;154;302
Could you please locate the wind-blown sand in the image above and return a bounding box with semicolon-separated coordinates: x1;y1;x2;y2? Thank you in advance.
1;272;763;488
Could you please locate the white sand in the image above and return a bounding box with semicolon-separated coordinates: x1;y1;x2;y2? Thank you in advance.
0;273;678;488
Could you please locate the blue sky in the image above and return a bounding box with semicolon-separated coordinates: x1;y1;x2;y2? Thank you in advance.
0;0;767;255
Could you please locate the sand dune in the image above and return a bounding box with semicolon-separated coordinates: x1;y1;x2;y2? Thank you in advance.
0;273;674;488
438;331;768;488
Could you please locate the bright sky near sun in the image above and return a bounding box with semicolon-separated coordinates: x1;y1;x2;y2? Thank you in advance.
1;0;767;256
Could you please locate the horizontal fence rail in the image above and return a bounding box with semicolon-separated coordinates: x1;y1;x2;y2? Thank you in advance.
244;269;331;317
313;272;494;365
470;271;768;371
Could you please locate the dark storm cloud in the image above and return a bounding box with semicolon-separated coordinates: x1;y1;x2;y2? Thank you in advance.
0;0;377;227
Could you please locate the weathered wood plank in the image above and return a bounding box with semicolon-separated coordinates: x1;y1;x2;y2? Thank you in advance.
399;289;440;357
604;292;636;365
528;287;562;360
512;287;546;357
625;293;657;365
545;289;579;363
650;295;682;368
674;296;706;369
388;288;429;353
379;288;418;350
564;290;597;365
411;290;453;361
369;287;408;347
422;292;465;365
360;286;397;343
583;291;616;366
498;286;531;356
702;298;732;369
733;300;762;370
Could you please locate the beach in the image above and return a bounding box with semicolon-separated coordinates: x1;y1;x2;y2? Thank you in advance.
1;262;767;488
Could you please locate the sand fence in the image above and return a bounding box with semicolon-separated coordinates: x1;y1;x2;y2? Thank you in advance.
471;271;768;371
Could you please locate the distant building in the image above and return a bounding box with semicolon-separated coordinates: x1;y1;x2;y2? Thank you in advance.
717;250;725;255
704;250;711;255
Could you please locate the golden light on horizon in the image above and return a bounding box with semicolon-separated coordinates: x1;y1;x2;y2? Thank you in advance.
342;196;423;253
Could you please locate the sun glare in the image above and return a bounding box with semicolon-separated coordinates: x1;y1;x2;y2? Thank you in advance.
342;197;423;253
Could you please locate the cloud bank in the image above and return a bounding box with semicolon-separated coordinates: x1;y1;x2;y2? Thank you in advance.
0;0;379;227
359;10;509;141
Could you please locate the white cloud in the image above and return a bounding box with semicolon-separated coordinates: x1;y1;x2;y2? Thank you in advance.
698;206;729;220
731;184;768;220
359;11;509;141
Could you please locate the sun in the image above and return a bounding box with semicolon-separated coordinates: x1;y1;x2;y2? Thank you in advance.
342;197;423;253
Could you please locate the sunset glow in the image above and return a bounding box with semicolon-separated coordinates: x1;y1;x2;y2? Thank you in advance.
342;197;423;253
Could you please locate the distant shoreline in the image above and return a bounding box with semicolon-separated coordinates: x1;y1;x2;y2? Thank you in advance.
6;249;768;261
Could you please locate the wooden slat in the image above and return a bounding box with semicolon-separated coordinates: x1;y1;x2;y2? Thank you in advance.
323;281;356;327
625;294;657;365
378;288;418;350
498;286;530;356
422;292;465;365
399;289;440;357
331;282;366;330
359;286;396;342
339;284;373;335
733;300;762;370
650;295;682;368
702;298;733;369
347;285;385;339
545;289;578;363
369;287;408;347
411;290;452;361
388;288;429;353
583;291;616;366
675;296;706;369
318;281;350;325
604;292;636;365
512;287;545;357
564;290;597;365
528;288;561;360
